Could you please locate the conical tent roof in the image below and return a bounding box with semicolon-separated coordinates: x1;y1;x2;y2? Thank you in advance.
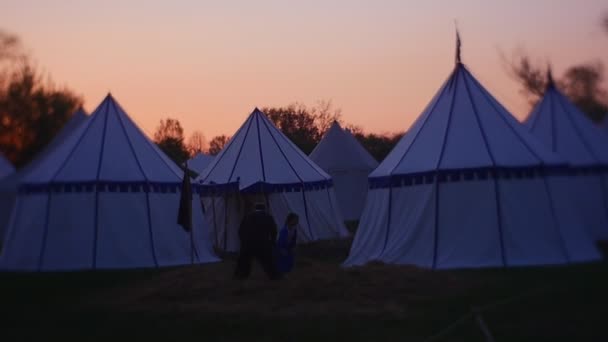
40;108;89;163
525;79;608;166
0;109;88;244
310;121;378;171
21;94;184;183
345;54;599;269
0;154;14;179
188;153;214;174
197;108;331;190
372;64;564;180
310;121;378;220
0;94;218;270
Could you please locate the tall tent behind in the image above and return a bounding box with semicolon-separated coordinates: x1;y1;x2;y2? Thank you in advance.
0;109;89;246
525;71;608;240
310;121;378;221
0;94;219;271
0;154;14;180
188;153;214;174
344;38;600;269
196;108;349;252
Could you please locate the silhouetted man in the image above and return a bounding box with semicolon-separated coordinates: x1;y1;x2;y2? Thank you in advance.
234;201;279;280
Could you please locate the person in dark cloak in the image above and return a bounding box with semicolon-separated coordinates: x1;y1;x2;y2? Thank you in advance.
234;201;279;280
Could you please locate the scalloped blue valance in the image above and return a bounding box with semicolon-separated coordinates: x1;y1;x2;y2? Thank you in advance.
369;166;604;189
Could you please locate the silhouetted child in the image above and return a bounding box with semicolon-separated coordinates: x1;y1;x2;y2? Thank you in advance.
276;213;299;275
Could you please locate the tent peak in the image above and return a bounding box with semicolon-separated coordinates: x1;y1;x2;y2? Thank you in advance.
455;25;462;65
546;65;555;89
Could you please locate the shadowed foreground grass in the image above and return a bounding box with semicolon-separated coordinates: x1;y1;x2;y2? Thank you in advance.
0;239;606;341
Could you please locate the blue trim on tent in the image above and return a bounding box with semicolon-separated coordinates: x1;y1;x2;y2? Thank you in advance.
301;190;314;241
92;99;111;269
49;97;107;182
368;165;577;190
549;92;557;153
527;94;544;131
386;65;456;176
19;181;183;194
255;114;267;184
462;68;507;267
201;114;252;183
599;176;608;235
259;112;328;181
258;114;314;239
111;99;159;267
324;187;340;238
227;116;255;183
432;182;440;269
541;177;571;263
430;66;459;269
464;66;552;166
381;186;393;257
36;193;53;271
258;113;308;182
34;96;108;271
113;100;183;181
554;91;603;165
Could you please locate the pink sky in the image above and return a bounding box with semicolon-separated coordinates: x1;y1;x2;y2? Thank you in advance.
2;0;607;141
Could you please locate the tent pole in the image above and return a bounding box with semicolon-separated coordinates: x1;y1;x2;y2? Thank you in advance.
190;224;194;265
224;194;229;251
211;193;219;250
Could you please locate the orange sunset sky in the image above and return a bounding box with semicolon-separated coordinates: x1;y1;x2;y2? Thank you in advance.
2;0;608;141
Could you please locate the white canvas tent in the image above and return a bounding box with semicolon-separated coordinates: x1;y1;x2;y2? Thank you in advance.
0;109;89;246
0;154;14;180
196;108;349;252
525;74;608;240
0;94;219;271
344;52;600;269
188;153;214;174
310;121;378;220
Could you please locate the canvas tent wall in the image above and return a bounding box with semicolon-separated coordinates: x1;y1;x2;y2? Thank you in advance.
0;109;89;247
0;95;219;271
525;74;608;240
344;54;600;269
188;153;214;174
310;121;378;221
196;108;349;252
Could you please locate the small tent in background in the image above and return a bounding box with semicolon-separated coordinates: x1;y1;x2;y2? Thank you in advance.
525;71;608;240
196;108;349;252
188;153;214;174
0;109;89;247
344;36;600;269
0;154;14;180
0;94;219;271
310;121;378;221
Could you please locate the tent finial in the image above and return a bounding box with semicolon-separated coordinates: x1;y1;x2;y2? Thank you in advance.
455;21;462;64
546;64;555;88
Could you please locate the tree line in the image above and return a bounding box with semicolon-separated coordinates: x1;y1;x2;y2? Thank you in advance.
2;12;608;169
152;101;405;167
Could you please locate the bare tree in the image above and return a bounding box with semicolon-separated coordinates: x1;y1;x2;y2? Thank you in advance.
187;130;207;156
500;48;547;107
560;62;608;123
207;135;230;156
153;118;189;165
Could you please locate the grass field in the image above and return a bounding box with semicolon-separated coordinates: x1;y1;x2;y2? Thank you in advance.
0;239;606;341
